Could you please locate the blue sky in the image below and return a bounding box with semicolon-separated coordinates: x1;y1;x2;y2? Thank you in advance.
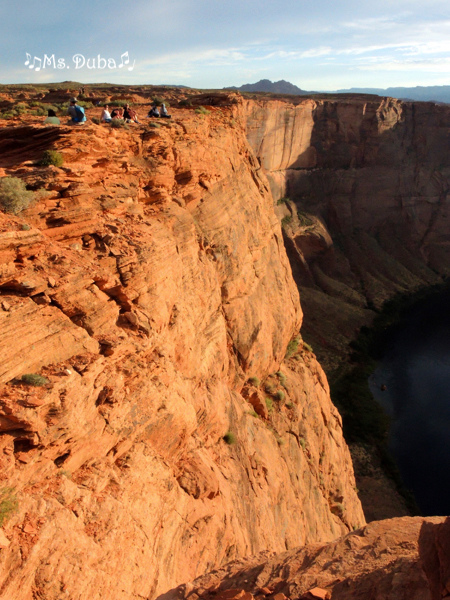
1;0;449;90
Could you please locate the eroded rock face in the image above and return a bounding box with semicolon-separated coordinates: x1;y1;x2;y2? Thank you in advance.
167;516;450;600
0;105;364;599
241;96;450;522
241;98;450;370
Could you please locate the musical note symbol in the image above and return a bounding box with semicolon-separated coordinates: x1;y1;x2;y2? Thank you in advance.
24;53;31;66
28;56;42;71
118;52;130;68
128;60;136;72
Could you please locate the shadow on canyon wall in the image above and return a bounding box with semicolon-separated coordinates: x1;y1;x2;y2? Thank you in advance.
244;96;450;519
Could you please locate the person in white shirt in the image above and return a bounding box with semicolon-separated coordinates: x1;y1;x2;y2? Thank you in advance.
101;104;112;123
160;103;171;119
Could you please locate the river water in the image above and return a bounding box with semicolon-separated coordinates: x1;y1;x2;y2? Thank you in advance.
369;289;450;517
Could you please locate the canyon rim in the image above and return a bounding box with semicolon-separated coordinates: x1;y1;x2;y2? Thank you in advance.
0;85;449;600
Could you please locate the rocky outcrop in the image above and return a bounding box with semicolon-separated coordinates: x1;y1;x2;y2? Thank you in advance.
2;87;447;599
0;102;364;600
167;516;450;600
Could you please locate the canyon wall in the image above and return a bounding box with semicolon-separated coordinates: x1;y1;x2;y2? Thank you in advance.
0;107;364;600
242;98;450;370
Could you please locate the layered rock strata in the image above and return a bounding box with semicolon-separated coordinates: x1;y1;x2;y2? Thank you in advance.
242;98;450;370
0;106;364;599
241;96;450;521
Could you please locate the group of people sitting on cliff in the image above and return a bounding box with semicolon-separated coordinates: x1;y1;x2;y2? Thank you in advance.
99;102;171;121
147;103;171;118
43;97;87;125
43;97;172;126
100;103;140;123
43;97;86;125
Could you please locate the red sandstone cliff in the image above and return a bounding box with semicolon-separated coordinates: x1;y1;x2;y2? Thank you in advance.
241;97;450;369
239;96;450;521
0;99;364;600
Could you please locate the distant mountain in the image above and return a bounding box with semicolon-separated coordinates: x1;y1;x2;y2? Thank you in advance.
224;80;450;103
335;85;450;104
226;79;308;95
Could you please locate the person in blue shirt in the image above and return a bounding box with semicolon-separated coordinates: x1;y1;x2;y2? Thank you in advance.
67;97;86;124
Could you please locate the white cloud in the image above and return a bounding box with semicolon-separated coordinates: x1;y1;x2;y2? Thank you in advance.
342;15;404;30
260;47;332;60
139;47;246;68
401;38;450;55
300;46;333;58
356;57;450;73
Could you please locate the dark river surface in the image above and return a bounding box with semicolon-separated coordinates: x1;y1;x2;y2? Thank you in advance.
369;289;450;516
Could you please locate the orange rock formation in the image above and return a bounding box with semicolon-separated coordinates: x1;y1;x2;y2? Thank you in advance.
0;88;448;599
0;95;364;599
241;94;450;521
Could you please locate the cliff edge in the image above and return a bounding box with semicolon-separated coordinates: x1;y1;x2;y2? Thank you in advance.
0;96;364;600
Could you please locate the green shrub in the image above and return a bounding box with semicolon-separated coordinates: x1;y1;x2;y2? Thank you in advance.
0;177;34;214
264;382;276;394
281;215;292;228
57;469;72;479
332;502;345;516
248;376;260;387
223;431;236;445
274;390;285;402
55;102;69;113
277;197;290;205
303;341;313;352
21;373;49;386
30;102;59;113
38;150;64;167
276;371;287;388
285;335;300;359
0;488;18;526
111;119;129;129
195;106;210;115
265;397;273;412
148;122;161;128
297;211;314;227
91;117;100;124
